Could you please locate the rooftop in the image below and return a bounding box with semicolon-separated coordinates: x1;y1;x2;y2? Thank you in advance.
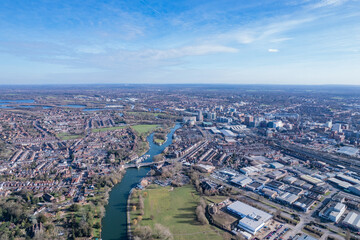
227;201;272;223
343;212;360;229
337;146;359;156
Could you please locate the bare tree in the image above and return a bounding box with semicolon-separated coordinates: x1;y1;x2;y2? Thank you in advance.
153;154;163;162
199;197;207;209
195;205;208;225
153;224;173;240
139;195;144;210
133;226;153;240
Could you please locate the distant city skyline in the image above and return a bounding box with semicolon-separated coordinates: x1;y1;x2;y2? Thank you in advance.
1;0;360;85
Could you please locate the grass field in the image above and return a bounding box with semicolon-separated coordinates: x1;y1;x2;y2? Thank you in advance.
91;126;126;133
153;138;165;145
57;132;84;140
130;185;225;240
131;124;158;136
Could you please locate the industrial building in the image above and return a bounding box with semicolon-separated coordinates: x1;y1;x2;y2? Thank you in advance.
349;184;360;196
269;162;284;169
265;180;284;190
328;177;353;189
300;175;324;186
336;173;360;185
220;129;236;137
231;175;253;187
319;202;346;222
293;197;316;212
342;212;360;231
194;164;215;173
246;181;263;191
337;146;359;156
261;188;278;199
276;192;299;205
266;169;287;180
227;201;272;235
283;176;297;184
240;166;262;176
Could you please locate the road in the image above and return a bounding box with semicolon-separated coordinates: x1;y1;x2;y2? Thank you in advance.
209;173;348;239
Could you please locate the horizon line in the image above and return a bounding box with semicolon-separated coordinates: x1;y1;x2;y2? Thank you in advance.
1;83;360;87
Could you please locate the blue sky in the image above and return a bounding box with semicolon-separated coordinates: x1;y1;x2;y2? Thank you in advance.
0;0;359;84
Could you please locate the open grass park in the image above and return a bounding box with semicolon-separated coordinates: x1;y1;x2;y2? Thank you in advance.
130;185;226;240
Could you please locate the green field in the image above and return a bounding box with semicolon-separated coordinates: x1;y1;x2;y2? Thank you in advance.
130;185;224;240
91;126;126;133
153;138;165;145
131;124;158;136
57;132;84;140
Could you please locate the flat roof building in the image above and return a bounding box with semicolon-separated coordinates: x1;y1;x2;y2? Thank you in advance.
283;176;297;184
269;162;284;169
231;175;253;187
349;184;360;196
300;175;324;186
195;164;215;173
337;146;359;156
261;188;278;199
293;197;316;212
336;174;360;185
328;177;353;189
240;166;262;176
343;212;360;231
246;181;263;192
220;129;236;137
319;202;346;222
227;201;272;235
276;192;299;205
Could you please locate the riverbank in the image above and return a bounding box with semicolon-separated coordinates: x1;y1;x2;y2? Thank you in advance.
87;170;126;239
90;124;161;238
127;188;134;240
153;123;175;146
101;123;181;240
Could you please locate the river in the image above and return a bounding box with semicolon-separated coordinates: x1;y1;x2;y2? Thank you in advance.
101;123;181;240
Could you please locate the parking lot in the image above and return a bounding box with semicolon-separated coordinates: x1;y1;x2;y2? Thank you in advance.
248;220;293;240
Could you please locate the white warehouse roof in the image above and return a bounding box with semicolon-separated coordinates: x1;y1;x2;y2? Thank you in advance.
337;146;359;156
227;201;272;234
343;212;360;230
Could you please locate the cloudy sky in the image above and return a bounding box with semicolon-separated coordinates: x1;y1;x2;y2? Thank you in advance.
0;0;359;84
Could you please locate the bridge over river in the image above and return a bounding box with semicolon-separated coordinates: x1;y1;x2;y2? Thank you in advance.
123;160;165;169
101;123;181;240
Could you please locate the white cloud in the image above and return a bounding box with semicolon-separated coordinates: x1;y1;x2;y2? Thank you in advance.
148;45;239;60
310;0;348;8
215;17;314;46
234;32;256;44
65;44;239;69
270;37;293;43
259;18;315;39
268;48;279;52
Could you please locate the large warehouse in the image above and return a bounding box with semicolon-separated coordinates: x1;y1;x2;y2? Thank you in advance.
227;201;272;235
349;184;360;196
343;212;360;231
